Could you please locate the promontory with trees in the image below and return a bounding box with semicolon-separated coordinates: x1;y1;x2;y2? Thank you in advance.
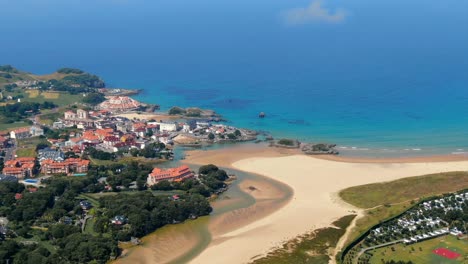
0;162;231;263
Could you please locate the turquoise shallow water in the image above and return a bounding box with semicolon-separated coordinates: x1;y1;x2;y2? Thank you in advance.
1;0;467;156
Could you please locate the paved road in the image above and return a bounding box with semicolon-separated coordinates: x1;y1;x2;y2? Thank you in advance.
353;239;404;264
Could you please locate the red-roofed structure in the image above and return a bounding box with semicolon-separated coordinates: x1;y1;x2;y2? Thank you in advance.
147;165;194;186
2;157;35;179
40;158;90;175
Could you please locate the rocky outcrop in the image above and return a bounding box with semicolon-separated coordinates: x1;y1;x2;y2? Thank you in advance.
168;106;223;119
301;143;339;155
270;139;301;148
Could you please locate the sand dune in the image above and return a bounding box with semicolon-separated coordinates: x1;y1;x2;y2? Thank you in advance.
189;154;468;264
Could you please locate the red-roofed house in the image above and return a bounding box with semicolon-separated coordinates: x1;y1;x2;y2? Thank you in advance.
2;157;35;179
147;165;194;186
10;127;30;139
40;158;90;175
96;128;114;140
83;131;100;144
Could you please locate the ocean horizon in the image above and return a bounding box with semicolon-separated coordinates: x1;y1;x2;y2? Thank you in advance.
1;0;467;156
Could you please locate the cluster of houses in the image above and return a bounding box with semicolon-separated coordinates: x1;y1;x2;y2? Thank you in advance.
367;192;468;246
10;126;44;139
1;105;255;181
1;157;35;179
97;96;141;111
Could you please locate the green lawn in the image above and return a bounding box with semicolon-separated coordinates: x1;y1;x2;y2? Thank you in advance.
339;172;468;209
16;147;36;157
83;217;98;236
368;235;467;264
16;137;50;157
88;157;117;166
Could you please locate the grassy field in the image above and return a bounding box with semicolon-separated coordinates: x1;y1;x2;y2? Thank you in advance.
22;91;84;107
16;137;50;157
253;215;356;264
78;194;101;207
339;172;468;209
25;90;39;98
0;121;29;132
368;235;467;264
39;111;62;125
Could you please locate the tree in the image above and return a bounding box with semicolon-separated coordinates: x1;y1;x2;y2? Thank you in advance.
151;180;173;191
83;92;106;105
208;133;215;140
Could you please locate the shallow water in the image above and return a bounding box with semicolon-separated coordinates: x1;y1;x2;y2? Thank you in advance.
2;1;468;156
118;166;291;264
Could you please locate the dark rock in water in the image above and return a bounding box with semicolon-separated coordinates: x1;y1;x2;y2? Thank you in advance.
302;143;339;155
259;112;266;118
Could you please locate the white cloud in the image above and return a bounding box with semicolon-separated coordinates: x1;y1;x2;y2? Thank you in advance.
283;0;347;25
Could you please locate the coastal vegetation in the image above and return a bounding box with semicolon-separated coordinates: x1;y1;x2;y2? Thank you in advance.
56;68;84;74
0;101;56;124
338;172;468;263
168;106;220;119
339;171;468;208
151;164;230;197
252;215;356;264
0;161;231;264
0;65;113;129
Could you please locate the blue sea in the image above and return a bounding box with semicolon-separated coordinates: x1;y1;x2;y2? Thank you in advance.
1;0;467;156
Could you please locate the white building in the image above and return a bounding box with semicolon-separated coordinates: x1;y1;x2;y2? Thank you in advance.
30;126;44;137
158;122;178;132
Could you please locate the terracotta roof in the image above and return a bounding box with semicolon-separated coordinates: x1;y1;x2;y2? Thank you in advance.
149;165;194;181
103;136;120;142
12;127;30;133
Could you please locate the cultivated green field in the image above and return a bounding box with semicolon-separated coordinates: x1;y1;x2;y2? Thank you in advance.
368;235;467;264
21;91;84;107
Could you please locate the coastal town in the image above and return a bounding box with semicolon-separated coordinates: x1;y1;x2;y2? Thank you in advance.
0;65;467;264
0;66;254;263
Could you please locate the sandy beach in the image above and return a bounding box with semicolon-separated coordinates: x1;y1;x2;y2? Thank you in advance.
185;146;468;264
